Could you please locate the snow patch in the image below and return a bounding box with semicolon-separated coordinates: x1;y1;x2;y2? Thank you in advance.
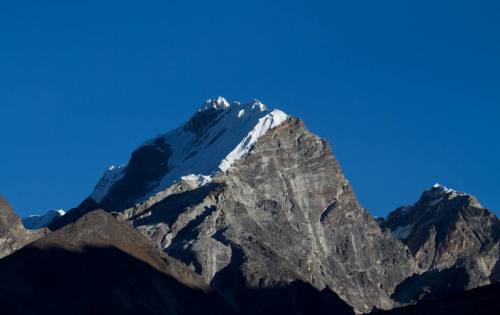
219;109;289;172
181;174;212;186
432;183;467;197
251;100;268;111
199;96;230;112
91;164;126;203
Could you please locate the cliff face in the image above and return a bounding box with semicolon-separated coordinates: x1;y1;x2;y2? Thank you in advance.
41;99;499;313
382;184;500;304
0;196;45;258
125;118;416;313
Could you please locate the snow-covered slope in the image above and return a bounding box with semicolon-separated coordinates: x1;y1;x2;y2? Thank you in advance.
22;209;65;230
90;97;289;209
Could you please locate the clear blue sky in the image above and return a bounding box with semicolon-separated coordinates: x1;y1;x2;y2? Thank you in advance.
0;0;499;217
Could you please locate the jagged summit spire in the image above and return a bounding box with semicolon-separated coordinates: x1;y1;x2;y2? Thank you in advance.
250;99;268;111
431;182;456;193
199;96;230;112
89;97;289;208
198;97;272;113
426;182;468;200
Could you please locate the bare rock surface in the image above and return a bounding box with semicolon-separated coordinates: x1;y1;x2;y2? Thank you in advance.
126;118;417;313
382;184;500;304
0;196;46;258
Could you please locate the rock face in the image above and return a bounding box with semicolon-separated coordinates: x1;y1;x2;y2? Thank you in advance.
48;98;499;313
52;99;417;313
0;210;235;315
0;196;45;258
110;117;416;313
382;184;500;304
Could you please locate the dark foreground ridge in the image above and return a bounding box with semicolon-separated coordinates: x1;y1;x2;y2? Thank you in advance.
0;210;234;315
373;280;500;315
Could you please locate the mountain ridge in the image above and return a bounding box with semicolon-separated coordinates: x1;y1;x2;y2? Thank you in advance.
6;97;498;314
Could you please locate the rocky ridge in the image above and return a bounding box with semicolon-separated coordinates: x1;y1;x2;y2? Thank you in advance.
37;98;499;313
382;184;500;304
0;196;46;258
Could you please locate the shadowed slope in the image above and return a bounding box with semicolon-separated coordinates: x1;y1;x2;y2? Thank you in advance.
375;281;500;315
0;210;234;315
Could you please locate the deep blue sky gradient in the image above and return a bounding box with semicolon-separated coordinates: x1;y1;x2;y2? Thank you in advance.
0;0;499;217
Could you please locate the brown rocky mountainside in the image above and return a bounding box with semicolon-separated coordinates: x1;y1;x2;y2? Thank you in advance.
381;184;500;305
0;196;46;258
0;209;236;315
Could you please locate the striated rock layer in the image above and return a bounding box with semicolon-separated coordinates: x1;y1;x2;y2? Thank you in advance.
51;99;500;313
382;184;500;304
119;117;417;313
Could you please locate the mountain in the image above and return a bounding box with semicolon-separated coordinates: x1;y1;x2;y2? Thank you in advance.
381;184;500;304
53;98;417;313
50;98;288;229
22;209;65;229
0;196;46;258
91;97;289;212
44;98;499;313
0;209;236;315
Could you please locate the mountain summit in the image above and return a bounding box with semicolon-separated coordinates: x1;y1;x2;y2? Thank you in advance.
51;99;417;313
41;98;499;314
382;184;500;305
89;98;288;212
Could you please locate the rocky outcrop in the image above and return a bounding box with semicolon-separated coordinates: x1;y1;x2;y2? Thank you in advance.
0;196;45;258
382;184;500;304
124;118;417;313
0;210;236;315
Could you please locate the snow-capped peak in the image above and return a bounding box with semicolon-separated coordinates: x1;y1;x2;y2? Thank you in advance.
22;209;66;230
90;98;290;206
388;183;473;220
432;183;455;193
251;99;268;112
429;183;468;199
199;96;230;112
